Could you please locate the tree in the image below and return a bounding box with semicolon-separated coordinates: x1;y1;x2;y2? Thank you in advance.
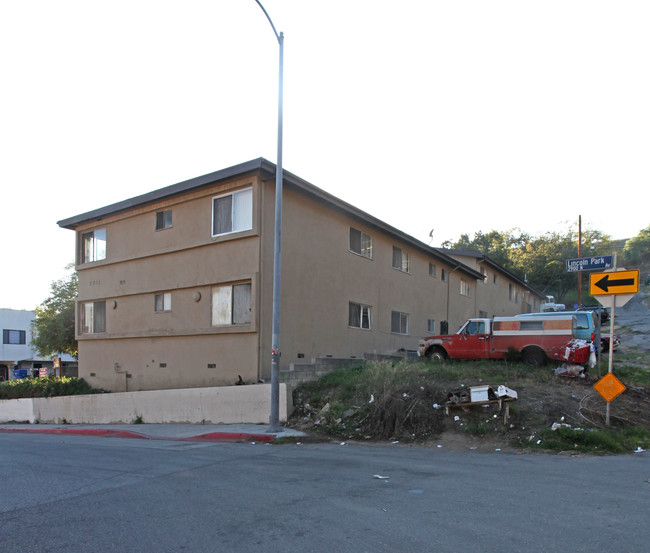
31;267;78;358
623;225;650;264
444;225;614;303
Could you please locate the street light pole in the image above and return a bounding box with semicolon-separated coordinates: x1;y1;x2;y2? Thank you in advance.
254;0;284;431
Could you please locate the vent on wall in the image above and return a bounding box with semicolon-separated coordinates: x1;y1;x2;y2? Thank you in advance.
207;363;216;369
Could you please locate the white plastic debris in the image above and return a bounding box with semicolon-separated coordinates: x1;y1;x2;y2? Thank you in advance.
634;447;646;453
369;394;375;403
432;403;441;409
437;444;442;448
454;415;460;421
551;422;572;431
373;475;390;479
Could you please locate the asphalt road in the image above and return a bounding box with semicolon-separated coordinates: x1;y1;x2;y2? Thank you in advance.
1;434;648;552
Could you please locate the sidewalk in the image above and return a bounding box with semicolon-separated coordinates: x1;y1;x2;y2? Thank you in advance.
0;423;306;443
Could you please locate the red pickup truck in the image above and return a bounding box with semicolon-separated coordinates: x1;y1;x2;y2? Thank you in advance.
417;315;593;367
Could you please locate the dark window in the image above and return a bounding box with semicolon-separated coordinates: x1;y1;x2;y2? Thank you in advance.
156;210;172;230
391;311;409;334
349;228;373;258
349;302;371;329
80;229;106;263
3;329;26;344
80;301;106;334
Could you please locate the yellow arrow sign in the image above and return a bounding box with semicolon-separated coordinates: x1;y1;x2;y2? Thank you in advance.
589;269;639;296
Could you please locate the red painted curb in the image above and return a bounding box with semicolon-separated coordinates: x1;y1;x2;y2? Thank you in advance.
0;427;278;443
186;432;276;443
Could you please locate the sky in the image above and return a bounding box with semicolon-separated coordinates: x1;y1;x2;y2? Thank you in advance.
1;0;648;311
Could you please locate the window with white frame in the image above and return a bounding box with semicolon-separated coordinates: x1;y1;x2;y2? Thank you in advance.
427;319;436;333
429;262;437;277
156;209;172;230
80;301;106;334
460;278;470;297
80;229;106;264
391;310;409;334
212;188;253;237
392;246;410;273
349;227;373;259
154;293;172;312
348;302;371;330
211;282;252;325
3;329;26;344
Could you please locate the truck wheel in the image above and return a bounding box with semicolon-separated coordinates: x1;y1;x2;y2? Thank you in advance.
522;348;546;367
427;348;447;362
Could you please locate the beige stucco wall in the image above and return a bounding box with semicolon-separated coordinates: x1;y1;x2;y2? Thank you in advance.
447;254;541;318
0;383;293;424
276;186;477;362
75;174;264;391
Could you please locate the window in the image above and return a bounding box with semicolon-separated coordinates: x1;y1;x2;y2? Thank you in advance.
441;269;448;282
520;320;543;331
479;310;488;318
429;263;437;277
464;321;486;335
509;284;514;300
156;210;172;230
212;188;252;237
427;319;436;333
154;293;171;312
460;279;470;297
80;301;106;334
3;329;26;345
440;320;449;334
391;311;409;334
392;246;410;273
493;273;497;284
349;227;373;259
81;229;106;263
349;302;371;330
211;282;252;325
480;266;488;284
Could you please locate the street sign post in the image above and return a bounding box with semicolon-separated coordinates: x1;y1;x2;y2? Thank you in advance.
565;255;613;273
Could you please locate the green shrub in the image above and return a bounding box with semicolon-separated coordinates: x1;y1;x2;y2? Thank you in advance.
0;376;105;400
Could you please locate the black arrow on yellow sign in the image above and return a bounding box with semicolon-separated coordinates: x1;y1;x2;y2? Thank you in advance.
594;274;635;293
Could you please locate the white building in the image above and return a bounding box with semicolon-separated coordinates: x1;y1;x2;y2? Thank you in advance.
0;308;76;381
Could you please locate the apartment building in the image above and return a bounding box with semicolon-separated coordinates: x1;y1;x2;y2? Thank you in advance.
58;158;485;392
440;250;545;317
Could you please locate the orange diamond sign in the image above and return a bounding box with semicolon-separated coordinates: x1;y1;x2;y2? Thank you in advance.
594;372;626;403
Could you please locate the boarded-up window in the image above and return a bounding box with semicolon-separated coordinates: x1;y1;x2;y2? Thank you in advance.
212;283;251;325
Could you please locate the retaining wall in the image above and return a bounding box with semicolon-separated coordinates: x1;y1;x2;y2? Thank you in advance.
0;383;293;424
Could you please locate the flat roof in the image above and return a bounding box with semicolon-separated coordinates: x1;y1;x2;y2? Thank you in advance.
58;158;484;280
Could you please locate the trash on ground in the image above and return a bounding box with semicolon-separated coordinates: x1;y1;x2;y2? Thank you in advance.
554;363;586;378
551;422;572;431
373;474;390;479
